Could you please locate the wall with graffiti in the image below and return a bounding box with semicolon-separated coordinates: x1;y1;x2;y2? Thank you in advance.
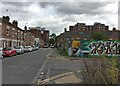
88;41;120;56
67;40;120;57
68;40;83;57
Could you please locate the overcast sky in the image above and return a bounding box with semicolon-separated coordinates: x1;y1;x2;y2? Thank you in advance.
0;0;119;35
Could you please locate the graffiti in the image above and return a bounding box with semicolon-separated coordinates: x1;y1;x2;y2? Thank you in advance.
68;40;83;57
88;41;120;56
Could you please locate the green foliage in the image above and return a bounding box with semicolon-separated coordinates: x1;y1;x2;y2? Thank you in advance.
49;33;57;45
49;38;55;45
90;32;107;40
59;50;68;56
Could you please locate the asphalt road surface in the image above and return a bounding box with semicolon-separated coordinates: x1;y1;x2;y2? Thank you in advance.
2;48;50;84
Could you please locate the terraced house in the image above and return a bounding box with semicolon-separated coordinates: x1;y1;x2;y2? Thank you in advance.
0;16;35;48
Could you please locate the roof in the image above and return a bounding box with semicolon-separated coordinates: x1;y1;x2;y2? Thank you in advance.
58;31;85;38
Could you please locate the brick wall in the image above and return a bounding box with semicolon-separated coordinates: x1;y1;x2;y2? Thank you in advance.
1;16;35;48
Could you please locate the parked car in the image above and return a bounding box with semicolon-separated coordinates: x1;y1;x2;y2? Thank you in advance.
50;45;55;48
27;46;33;52
35;46;39;50
43;44;49;48
14;46;24;54
31;45;36;51
3;47;17;57
0;48;3;58
23;46;27;52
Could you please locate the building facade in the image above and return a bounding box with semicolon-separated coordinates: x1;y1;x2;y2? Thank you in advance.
69;22;109;32
57;22;120;50
29;27;50;47
0;16;35;48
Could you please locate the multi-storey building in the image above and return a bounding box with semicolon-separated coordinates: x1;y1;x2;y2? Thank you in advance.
29;27;49;47
57;22;120;50
69;22;109;32
1;16;35;48
29;27;42;47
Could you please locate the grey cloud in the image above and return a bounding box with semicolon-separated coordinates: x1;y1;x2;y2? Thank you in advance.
3;2;33;7
56;2;111;15
2;2;31;13
63;15;77;22
37;2;111;15
2;2;34;21
39;2;61;8
1;1;117;35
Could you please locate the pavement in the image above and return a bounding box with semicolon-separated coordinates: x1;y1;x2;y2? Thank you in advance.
54;73;81;84
36;48;84;84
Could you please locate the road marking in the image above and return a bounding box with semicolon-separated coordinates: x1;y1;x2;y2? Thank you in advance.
36;70;84;84
31;49;52;84
36;72;74;84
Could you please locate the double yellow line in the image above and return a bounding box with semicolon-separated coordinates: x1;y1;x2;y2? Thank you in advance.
36;72;74;84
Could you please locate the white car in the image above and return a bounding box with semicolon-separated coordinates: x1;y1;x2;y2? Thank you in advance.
14;46;24;54
27;46;33;52
35;46;39;50
0;48;3;59
31;45;36;51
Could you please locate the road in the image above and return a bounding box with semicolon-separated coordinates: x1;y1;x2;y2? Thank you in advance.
2;48;50;84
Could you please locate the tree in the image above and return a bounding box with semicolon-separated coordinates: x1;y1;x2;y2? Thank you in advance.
90;32;107;40
49;33;57;45
50;33;57;40
49;38;55;45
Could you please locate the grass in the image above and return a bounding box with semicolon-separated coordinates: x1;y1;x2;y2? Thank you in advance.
59;50;68;56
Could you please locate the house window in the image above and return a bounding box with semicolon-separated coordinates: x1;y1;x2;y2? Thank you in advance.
21;32;23;39
12;28;15;37
24;33;26;39
7;26;10;36
18;30;20;38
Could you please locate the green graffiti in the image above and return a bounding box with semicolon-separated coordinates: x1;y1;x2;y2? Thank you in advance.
88;41;120;56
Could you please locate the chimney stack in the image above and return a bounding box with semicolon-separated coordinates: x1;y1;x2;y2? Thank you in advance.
2;16;10;22
12;20;18;27
24;26;27;32
64;28;67;32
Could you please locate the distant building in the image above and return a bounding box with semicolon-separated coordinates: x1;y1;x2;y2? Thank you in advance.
29;27;50;47
69;22;109;32
57;22;120;50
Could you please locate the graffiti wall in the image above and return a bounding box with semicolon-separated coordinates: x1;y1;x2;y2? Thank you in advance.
88;41;120;56
67;40;120;57
68;40;83;57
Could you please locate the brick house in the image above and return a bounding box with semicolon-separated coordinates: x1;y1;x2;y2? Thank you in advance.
1;16;35;48
29;27;50;47
29;27;42;47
